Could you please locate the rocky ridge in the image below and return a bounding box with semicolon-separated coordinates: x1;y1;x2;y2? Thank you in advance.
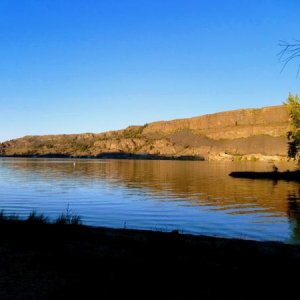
0;105;290;161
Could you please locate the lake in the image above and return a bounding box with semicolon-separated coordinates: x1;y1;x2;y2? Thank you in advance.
0;158;299;243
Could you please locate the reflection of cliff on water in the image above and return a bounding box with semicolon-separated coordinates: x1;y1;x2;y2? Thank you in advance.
2;158;299;216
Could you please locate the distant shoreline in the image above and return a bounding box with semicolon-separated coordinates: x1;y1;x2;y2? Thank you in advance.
0;153;204;161
229;170;300;182
0;153;290;162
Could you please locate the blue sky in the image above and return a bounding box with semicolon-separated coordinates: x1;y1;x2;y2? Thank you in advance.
0;0;299;141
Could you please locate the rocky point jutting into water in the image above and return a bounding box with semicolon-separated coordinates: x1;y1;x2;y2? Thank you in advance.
0;105;290;161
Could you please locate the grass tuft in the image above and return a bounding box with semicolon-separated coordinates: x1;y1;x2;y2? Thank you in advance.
55;204;82;225
55;214;81;225
0;206;81;227
27;211;49;224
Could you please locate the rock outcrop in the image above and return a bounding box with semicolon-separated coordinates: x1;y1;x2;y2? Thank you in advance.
0;105;290;161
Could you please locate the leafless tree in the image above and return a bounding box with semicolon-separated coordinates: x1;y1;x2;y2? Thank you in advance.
278;40;300;76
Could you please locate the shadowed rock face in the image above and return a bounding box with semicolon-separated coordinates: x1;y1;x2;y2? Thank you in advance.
0;105;290;161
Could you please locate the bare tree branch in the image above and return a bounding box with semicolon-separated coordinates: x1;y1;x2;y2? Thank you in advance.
278;40;300;75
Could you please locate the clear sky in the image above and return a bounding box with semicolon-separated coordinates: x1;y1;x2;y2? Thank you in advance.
0;0;300;142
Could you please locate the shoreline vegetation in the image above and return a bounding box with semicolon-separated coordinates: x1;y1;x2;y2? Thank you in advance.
0;212;300;299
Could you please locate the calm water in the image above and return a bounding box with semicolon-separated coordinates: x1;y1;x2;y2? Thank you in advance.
0;158;300;243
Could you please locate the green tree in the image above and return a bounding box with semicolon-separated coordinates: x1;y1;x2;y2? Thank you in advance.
284;93;300;162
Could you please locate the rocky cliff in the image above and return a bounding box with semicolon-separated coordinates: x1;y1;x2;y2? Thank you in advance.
0;105;290;161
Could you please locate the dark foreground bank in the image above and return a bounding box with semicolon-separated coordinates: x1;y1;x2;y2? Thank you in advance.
0;219;300;300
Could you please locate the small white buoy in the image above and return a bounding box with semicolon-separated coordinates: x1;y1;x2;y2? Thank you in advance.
73;162;76;167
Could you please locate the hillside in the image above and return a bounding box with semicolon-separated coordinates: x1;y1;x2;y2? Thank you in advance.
0;105;290;161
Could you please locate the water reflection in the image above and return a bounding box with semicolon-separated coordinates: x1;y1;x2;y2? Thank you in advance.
2;158;297;212
0;158;299;242
287;189;300;241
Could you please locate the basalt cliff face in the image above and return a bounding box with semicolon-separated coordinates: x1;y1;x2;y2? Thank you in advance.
0;105;290;161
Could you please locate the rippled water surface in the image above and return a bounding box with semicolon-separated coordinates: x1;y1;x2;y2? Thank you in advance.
1;158;300;243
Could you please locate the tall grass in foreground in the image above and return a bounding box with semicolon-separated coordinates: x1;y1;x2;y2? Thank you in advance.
0;207;82;226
